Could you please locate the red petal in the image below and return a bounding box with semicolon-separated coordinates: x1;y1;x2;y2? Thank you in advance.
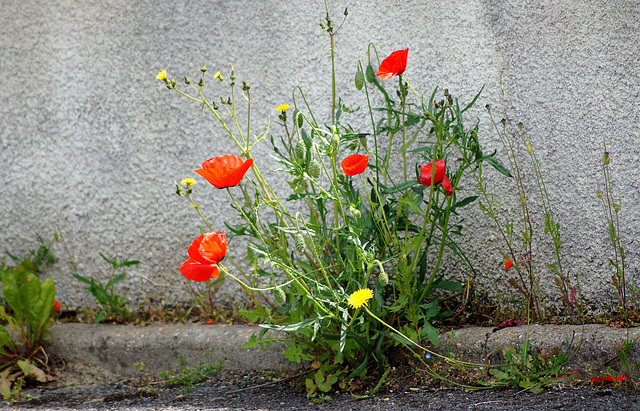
441;175;453;196
341;154;369;176
53;299;60;312
195;155;253;189
376;48;409;80
179;258;220;282
418;159;446;186
199;231;227;263
504;259;513;270
187;232;227;265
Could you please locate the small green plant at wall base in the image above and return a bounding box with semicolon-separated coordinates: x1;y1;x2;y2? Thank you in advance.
475;340;570;393
0;259;57;401
159;5;507;389
158;355;223;393
72;253;139;324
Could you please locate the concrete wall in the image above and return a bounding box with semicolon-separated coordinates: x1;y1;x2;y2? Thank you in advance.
1;0;638;312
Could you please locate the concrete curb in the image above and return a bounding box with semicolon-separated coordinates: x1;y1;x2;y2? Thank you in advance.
46;323;299;375
438;324;640;370
45;323;640;375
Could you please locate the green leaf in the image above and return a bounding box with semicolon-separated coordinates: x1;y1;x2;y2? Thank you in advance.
460;86;484;113
122;260;140;267
397;197;425;216
422;322;440;346
433;280;462;292
18;274;41;319
452;196;479;210
99;253;116;267
259;317;319;332
17;360;48;382
106;272;126;288
482;154;513;178
2;270;19;314
72;272;94;285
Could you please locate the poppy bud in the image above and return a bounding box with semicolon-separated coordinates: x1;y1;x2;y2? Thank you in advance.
331;132;340;148
274;286;286;303
379;270;389;286
526;142;533;154
349;204;361;220
295;111;304;128
597;191;603;199
295;139;306;161
604;152;610;165
308;159;321;178
355;70;365;90
295;234;305;252
365;65;375;83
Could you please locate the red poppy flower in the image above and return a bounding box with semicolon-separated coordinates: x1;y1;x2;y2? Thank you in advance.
195;155;253;189
617;376;627;382
504;258;513;270
376;48;409;80
590;376;603;384
53;299;60;312
605;375;614;382
418;159;446;187
179;231;227;282
440;175;453;196
207;320;213;325
341;154;369;176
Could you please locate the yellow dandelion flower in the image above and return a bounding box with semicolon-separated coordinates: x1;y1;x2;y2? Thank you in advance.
277;104;291;112
156;70;167;81
213;71;222;79
347;288;373;309
181;178;197;186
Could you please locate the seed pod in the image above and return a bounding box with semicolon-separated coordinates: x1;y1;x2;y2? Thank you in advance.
295;111;304;128
526;142;533;154
295;139;306;161
379;270;389;286
365;64;375;83
295;234;305;252
308;159;321;178
521;197;527;206
274;287;286;303
597;191;603;199
355;70;365;90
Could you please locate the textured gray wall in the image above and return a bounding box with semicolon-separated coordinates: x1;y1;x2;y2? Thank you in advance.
1;0;638;312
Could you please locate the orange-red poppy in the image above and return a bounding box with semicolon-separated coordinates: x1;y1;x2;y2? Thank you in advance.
341;154;369;176
605;376;614;382
418;159;446;187
504;258;513;270
376;48;409;80
617;376;627;382
441;175;453;196
53;299;60;312
180;231;227;282
195;155;253;189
